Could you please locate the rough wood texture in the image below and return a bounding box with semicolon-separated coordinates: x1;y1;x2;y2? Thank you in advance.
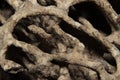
0;0;120;80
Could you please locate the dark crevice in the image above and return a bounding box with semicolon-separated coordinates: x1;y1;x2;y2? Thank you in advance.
8;70;58;80
33;33;55;53
68;2;112;35
59;21;117;68
12;16;55;53
103;53;116;67
51;59;69;67
0;0;11;9
113;42;120;50
12;16;39;43
108;0;120;14
0;22;2;26
0;66;10;80
59;21;108;56
47;76;57;80
12;27;32;43
0;0;15;19
30;31;55;53
37;0;56;6
12;25;38;45
9;71;35;80
37;40;55;53
5;45;36;68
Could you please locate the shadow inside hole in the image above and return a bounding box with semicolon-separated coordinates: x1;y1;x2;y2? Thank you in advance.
59;20;117;67
0;22;2;26
13;26;55;54
37;39;55;54
68;2;112;35
37;0;56;6
0;0;12;9
0;66;10;80
108;0;120;14
51;59;69;67
0;0;15;19
9;71;35;80
103;53;116;67
12;16;38;43
59;21;108;56
9;71;57;80
5;45;36;68
29;32;55;53
12;14;50;43
12;27;32;43
12;16;55;54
